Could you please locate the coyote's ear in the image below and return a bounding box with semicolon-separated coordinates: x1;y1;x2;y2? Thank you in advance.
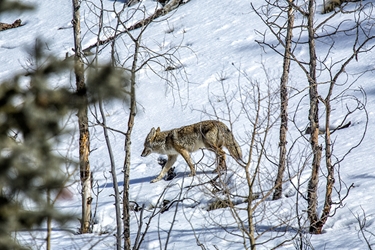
156;127;161;133
147;127;157;141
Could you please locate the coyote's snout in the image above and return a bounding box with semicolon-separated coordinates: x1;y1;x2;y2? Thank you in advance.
141;120;242;183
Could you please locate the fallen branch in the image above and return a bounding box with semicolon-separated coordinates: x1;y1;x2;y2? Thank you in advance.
83;0;190;53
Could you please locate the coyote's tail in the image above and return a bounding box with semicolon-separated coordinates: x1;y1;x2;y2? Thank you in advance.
223;127;243;161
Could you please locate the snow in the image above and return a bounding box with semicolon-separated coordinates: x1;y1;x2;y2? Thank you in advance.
2;0;375;249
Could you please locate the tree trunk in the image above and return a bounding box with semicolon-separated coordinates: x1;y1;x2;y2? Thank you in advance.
99;98;122;249
245;90;261;250
46;189;52;250
317;99;334;233
273;0;294;200
123;78;136;249
72;0;92;234
306;0;322;234
123;47;138;250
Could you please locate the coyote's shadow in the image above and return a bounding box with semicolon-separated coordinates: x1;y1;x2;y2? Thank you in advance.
98;170;219;188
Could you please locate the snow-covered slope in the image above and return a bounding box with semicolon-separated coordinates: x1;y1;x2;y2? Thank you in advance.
2;0;375;249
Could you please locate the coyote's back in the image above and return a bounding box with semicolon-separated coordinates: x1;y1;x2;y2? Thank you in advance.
141;120;242;183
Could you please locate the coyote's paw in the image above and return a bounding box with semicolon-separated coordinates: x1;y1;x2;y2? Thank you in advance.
150;178;160;183
188;172;196;177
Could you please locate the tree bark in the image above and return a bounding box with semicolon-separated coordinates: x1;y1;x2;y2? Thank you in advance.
123;42;138;250
72;0;92;234
99;98;122;249
316;98;334;233
306;0;322;234
273;0;294;200
245;90;261;250
123;79;136;250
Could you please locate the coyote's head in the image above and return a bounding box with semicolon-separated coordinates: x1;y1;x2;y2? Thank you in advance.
141;127;159;157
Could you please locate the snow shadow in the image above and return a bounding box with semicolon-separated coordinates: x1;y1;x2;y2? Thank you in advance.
108;0;140;4
351;173;375;180
98;181;124;189
98;176;154;188
256;225;299;234
108;0;127;3
365;86;375;96
98;170;221;188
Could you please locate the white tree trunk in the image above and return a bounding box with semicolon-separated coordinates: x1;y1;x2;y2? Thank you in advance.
72;0;92;234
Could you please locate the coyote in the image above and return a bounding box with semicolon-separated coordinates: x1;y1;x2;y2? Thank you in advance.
141;120;243;183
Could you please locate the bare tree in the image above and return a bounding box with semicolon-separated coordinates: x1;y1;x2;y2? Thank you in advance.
123;47;137;250
189;65;299;249
72;0;92;234
97;98;124;250
353;207;375;250
106;2;192;248
273;0;294;200
304;0;322;234
79;1;192;248
254;0;374;235
304;0;373;234
90;1;124;248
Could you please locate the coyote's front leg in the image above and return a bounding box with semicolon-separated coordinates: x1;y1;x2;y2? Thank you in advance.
151;155;177;183
175;148;196;177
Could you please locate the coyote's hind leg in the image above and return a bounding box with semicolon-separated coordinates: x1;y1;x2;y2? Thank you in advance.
206;145;227;173
215;147;227;173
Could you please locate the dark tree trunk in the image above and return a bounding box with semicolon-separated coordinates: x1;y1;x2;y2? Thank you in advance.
273;0;294;200
306;0;322;234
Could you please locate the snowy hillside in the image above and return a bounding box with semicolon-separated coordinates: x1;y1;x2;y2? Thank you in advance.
1;0;375;249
